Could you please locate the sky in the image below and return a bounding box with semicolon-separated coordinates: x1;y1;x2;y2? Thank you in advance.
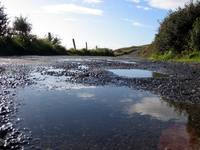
1;0;196;49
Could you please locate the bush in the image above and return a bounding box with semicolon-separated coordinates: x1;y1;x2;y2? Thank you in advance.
153;2;200;53
190;18;200;51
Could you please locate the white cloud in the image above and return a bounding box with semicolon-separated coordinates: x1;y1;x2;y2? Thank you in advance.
83;0;103;4
147;0;197;10
132;22;154;29
128;0;197;10
126;97;187;121
132;22;144;27
123;18;153;29
136;5;151;10
129;0;140;3
64;18;78;22
42;4;103;16
122;18;133;23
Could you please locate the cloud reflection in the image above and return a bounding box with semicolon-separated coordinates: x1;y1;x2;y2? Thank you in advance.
127;97;187;122
78;93;95;99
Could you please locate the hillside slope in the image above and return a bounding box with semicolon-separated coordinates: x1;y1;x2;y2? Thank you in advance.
114;45;149;57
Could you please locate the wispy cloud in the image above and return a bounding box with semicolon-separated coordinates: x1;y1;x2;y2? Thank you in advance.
42;4;103;16
123;18;154;29
146;0;193;10
132;22;145;27
127;0;152;11
123;18;133;22
132;22;154;29
83;0;103;4
128;0;197;10
136;5;151;10
128;0;140;3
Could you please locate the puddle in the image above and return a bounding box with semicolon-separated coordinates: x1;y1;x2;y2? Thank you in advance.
46;67;65;73
107;59;136;64
30;71;95;91
12;67;199;150
108;69;166;78
15;81;197;149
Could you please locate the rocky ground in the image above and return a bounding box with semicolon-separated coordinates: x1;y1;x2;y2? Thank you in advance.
0;56;200;149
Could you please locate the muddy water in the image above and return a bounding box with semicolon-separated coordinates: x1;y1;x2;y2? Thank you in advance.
14;70;197;150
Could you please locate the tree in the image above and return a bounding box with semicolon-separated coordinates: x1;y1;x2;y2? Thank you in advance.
190;18;200;50
13;16;32;38
0;3;9;38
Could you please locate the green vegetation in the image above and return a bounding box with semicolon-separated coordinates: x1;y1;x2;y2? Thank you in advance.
151;50;200;62
0;3;113;56
0;3;67;56
141;2;200;62
67;48;114;56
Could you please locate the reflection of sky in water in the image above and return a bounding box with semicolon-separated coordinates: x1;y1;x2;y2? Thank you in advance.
20;71;190;149
127;97;187;122
30;70;95;91
107;59;136;64
108;69;154;78
77;93;95;99
108;69;167;78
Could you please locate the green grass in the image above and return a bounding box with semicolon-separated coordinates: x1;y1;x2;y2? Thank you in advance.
150;50;200;62
67;48;114;56
0;37;114;56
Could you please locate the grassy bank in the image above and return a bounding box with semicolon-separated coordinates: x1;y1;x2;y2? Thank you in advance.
67;48;114;56
0;37;114;56
150;51;200;62
115;43;200;62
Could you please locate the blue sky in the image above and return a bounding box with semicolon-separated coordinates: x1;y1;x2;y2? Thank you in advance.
1;0;194;49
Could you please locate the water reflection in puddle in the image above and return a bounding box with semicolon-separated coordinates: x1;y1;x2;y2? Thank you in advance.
127;97;187;122
16;81;195;150
108;69;166;78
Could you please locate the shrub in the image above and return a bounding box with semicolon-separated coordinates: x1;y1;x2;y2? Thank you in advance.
190;18;200;51
153;2;200;53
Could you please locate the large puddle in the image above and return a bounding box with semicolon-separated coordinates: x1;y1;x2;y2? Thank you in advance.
15;71;200;149
108;69;166;78
10;66;200;150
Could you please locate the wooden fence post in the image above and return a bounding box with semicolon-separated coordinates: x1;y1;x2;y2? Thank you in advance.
86;42;88;50
72;38;76;50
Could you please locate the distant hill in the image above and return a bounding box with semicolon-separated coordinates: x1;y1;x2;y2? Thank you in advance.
114;45;149;57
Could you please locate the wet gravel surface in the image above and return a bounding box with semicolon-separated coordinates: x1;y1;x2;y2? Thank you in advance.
0;56;200;149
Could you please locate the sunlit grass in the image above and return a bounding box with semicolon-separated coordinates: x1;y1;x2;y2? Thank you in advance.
150;51;200;63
